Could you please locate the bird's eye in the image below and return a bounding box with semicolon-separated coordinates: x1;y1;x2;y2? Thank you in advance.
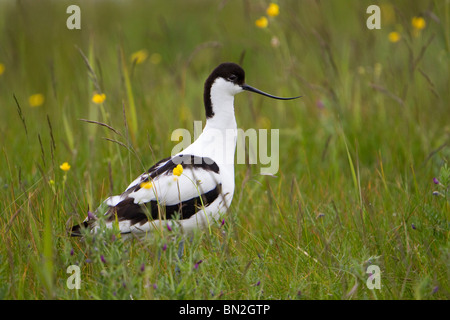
228;74;237;81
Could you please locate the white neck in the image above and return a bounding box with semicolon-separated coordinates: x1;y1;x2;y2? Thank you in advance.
200;98;237;167
180;78;241;169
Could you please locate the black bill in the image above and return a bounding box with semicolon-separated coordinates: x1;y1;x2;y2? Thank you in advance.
242;84;301;100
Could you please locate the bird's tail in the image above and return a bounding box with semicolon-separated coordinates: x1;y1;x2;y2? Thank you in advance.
70;205;92;237
70;221;88;237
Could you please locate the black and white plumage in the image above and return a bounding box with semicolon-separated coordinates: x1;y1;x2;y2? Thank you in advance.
71;62;300;238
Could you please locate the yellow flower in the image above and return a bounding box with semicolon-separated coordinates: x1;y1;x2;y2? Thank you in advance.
411;17;426;30
130;49;148;64
140;181;153;189
173;164;183;176
388;31;401;43
255;16;268;28
92;93;106;104
266;3;279;17
29;94;44;107
60;162;71;172
0;63;5;75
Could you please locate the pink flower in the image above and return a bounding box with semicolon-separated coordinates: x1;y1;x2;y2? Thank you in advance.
194;260;203;269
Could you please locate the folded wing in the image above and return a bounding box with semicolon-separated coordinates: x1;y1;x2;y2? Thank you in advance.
71;155;222;236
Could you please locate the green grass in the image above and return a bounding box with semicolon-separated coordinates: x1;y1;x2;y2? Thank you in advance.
0;0;449;300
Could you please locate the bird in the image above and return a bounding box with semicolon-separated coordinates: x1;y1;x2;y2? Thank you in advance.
71;62;300;238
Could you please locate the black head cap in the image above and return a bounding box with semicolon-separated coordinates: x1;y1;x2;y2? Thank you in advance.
204;62;245;118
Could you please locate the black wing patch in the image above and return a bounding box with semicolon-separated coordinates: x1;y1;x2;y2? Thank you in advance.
107;154;221;226
107;183;222;225
147;156;171;174
132;155;219;192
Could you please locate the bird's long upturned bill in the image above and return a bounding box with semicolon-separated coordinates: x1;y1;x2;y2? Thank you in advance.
242;84;301;100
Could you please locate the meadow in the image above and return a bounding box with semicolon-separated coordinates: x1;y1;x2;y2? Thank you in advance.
0;0;448;300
